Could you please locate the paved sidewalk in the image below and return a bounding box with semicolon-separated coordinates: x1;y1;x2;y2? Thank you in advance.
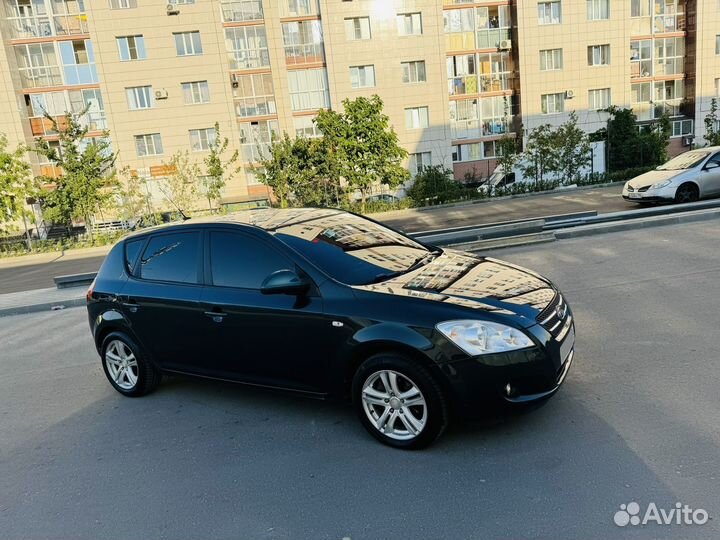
0;286;86;317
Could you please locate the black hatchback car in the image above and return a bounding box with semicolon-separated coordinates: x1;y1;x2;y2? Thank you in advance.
87;208;575;449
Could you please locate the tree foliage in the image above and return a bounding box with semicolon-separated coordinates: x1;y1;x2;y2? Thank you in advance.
203;121;239;210
591;106;670;170
406;165;461;205
495;133;520;179
315;95;409;209
35;110;117;237
703;98;720;147
0;135;35;234
115;166;151;223
156;150;200;216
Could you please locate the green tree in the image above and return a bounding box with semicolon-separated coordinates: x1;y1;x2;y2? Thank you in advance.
156;150;200;217
203;122;239;211
255;132;302;208
703;98;720;146
553;112;592;183
0;135;36;246
521;124;558;182
406;165;460;205
35;111;117;241
115;166;152;224
315;95;409;211
495;133;520;181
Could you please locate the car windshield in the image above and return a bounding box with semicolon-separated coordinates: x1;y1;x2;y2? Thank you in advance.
656;151;710;171
272;211;437;285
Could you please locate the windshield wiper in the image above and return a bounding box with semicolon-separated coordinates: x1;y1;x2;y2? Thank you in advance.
365;249;442;285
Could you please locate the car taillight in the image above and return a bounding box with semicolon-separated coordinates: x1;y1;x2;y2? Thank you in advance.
86;278;96;301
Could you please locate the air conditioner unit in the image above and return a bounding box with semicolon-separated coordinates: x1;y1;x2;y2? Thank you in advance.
498;39;512;50
166;4;179;15
154;89;168;100
565;89;575;99
231;74;239;89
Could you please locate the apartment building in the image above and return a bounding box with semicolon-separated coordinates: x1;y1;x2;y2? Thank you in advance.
0;0;717;213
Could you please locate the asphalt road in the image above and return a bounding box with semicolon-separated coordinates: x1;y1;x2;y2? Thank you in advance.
1;219;718;540
0;184;635;295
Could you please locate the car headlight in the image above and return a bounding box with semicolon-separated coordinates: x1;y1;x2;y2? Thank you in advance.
436;320;534;356
650;180;671;190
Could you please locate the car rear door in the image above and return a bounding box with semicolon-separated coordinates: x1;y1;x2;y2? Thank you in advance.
199;228;337;394
121;229;206;372
699;153;720;196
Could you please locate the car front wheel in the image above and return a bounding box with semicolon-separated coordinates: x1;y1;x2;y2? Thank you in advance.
101;331;161;397
352;353;448;449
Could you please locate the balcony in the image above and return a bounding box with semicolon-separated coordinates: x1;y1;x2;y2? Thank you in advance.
220;0;263;22
18;66;63;88
284;43;324;66
29;115;66;136
654;13;685;32
53;13;88;36
7;15;53;39
449;74;513;96
234;98;277;118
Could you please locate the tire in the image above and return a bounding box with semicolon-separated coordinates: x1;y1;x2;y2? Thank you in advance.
101;331;161;397
675;183;699;203
352;353;449;449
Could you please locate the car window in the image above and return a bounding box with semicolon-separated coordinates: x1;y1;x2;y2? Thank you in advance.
125;238;145;275
707;153;720;167
209;231;294;289
139;232;200;284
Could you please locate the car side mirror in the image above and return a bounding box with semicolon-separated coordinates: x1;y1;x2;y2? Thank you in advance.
260;269;310;296
704;162;720;170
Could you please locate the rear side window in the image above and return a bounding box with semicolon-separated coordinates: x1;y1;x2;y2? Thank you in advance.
124;239;145;275
139;232;201;284
209;231;293;289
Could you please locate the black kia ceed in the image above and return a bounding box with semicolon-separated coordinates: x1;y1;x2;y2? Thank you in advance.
87;208;575;449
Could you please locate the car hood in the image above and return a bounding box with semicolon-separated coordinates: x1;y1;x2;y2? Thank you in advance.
352;249;557;325
627;169;680;188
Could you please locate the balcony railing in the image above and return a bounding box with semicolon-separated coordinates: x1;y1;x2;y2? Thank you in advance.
449;73;513;95
284;43;324;66
631;58;683;78
476;28;511;49
221;0;263;22
654;13;685;33
234;98;276;118
228;50;270;70
53;14;88;36
7;15;53;39
451;118;512;139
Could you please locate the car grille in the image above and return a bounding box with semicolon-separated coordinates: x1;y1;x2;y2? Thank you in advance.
537;293;572;341
637;186;650;192
627;186;649;193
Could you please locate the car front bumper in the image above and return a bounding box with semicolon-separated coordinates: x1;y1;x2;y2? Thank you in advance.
435;321;575;416
622;184;676;201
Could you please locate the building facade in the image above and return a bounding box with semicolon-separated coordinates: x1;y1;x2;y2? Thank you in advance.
0;0;717;212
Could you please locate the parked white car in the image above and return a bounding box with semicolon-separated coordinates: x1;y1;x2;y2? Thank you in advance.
622;147;720;203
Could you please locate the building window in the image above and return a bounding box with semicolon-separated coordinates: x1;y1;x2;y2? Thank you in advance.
447;54;476;95
225;26;270;70
587;44;610;66
716;35;720;55
405;107;429;129
110;0;136;8
444;9;475;50
182;81;210;104
293;116;321;139
401;60;426;83
541;93;565;114
233;73;275;117
631;0;651;17
671;119;693;138
538;1;561;24
449;95;511;139
220;0;263;22
716;78;720;97
285;0;318;17
14;43;62;88
631;80;684;120
59;40;98;85
587;0;609;20
135;134;163;157
116;35;146;61
408;152;431;176
126;86;153;110
345;17;371;40
589;88;611;110
452;143;482;163
174;31;203;56
287;68;330;111
397;12;422;36
239;120;278;162
630;39;652;78
189;128;217;152
539;49;563;71
475;5;512;48
282;20;324;65
350;65;375;89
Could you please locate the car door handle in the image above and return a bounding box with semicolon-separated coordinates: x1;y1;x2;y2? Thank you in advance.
204;310;227;323
120;298;139;312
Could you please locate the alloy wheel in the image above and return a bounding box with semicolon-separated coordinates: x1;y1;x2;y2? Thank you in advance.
104;339;139;390
361;370;427;441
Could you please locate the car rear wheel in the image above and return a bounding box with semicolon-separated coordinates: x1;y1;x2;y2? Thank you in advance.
101;332;161;397
675;183;699;203
352;353;448;449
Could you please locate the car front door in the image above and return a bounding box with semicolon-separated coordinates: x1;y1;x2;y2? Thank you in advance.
199;229;338;394
699;153;720;196
120;230;206;373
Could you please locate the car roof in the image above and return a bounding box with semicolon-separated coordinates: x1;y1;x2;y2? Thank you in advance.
124;207;349;240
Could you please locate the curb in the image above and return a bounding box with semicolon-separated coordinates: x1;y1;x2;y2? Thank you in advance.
0;296;86;318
